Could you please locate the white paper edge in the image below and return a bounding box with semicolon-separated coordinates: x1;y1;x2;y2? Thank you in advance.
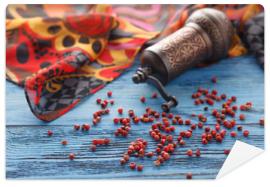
216;140;264;179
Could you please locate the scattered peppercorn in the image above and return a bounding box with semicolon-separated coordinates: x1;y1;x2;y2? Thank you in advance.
151;92;158;98
107;91;112;97
69;153;75;160
137;165;144;171
91;145;96;152
243;130;249;137
129;162;136;170
96;98;102;104
118;108;123;115
186;149;193;157
259;118;264;126
82;123;91;131
186;172;192;179
211;76;217;83
237;125;243;131
239;114;245;121
230;131;237;137
195;149;201;157
61;140;68;145
140;96;146;103
47;130;53;136
224;149;230;155
74;124;80;131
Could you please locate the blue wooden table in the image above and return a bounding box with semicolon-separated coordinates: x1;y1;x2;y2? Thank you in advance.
6;55;264;179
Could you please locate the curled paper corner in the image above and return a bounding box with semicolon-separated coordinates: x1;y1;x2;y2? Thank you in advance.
216;140;264;179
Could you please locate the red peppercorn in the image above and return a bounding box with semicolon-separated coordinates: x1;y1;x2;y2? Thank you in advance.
215;135;222;143
154;160;161;166
128;110;134;117
185;119;191;125
195;149;201;157
232;105;238;111
202;138;208;144
133;117;140;124
167;135;173;142
220;130;227;137
151;92;158;98
113;118;119;124
211;76;217;83
170;126;175;132
178;119;183;125
215;124;220;131
123;154;130;161
186;172;192;179
107;91;112;97
224;149;230;155
231;96;237;102
211;130;217;137
118;108;123;115
161;112;167;117
259;118;264;126
92;139;108;145
172;119;177;125
146;152;154;158
194;99;201;105
204;126;210;133
73;124;80;131
190;124;196;130
206;134;213;141
69;153;75;160
179;140;186;146
129;162;136;170
120;158;126;165
211;89;218;95
121;118;128;125
185;131;192;138
61;140;68;145
240;105;247;111
110;100;114;105
101;102;107;109
154;112;160;119
82;123;91;131
221;94;226;100
140;96;146;103
186;149;193;157
230;131;237;137
96;98;102;104
239;114;245;121
206;98;214;105
198;122;203;129
137;165;144;171
168;113;173;119
243;130;249;137
105;109;110;114
47;130;53;136
154;135;160;141
237;125;243;131
162;152;170;160
91;145;96;152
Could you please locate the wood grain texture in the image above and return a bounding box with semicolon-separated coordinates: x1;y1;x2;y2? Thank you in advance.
6;56;264;179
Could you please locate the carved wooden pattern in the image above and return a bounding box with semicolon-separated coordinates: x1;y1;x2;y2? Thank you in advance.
149;26;208;79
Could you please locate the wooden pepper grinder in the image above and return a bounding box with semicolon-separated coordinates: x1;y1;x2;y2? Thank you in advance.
132;8;233;112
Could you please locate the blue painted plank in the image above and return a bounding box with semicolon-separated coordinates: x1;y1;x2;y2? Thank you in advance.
6;55;264;179
6;124;264;179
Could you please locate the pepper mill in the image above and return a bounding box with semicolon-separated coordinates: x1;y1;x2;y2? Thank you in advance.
132;8;233;112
